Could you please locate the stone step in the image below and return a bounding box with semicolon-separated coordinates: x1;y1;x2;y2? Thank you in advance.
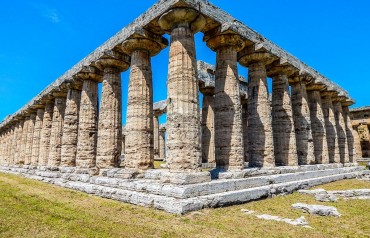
0;167;360;214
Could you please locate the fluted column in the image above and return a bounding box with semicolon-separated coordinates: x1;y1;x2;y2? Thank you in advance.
158;8;204;172
321;92;340;163
333;100;349;163
342;105;356;162
18;117;28;165
14;119;25;165
201;92;215;164
48;94;67;167
242;102;248;163
76;67;102;168
270;73;298;166
122;37;165;170
159;126;166;159
31;107;44;166
239;52;275;167
9;125;16;165
0;131;4;164
95;53;129;170
61;83;82;167
153;116;160;159
353;127;362;158
24;112;36;165
307;85;329;164
39;99;54;166
291;80;315;165
206;34;245;170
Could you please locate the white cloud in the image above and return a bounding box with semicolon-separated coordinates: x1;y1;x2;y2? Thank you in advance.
30;2;61;24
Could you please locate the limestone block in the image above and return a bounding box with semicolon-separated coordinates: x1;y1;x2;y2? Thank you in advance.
292;203;341;217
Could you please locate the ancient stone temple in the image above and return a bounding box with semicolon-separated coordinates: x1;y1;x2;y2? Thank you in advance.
0;0;365;214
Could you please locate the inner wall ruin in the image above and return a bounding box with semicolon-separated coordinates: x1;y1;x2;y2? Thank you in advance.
0;0;366;214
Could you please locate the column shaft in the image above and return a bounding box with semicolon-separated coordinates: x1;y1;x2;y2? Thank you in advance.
307;90;329;164
333;101;349;163
247;62;275;167
31;108;44;166
343;106;356;162
353;127;362;158
76;79;98;168
24;113;36;165
39;101;54;166
61;88;81;167
96;67;122;169
125;50;154;170
48;97;66;167
153;116;159;159
159;128;166;159
9;126;17;165
201;94;215;164
242;103;248;163
166;26;201;172
272;74;298;166
321;94;340;163
18;118;28;165
291;82;315;165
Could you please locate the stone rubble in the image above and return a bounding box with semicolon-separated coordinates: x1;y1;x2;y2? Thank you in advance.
291;203;341;217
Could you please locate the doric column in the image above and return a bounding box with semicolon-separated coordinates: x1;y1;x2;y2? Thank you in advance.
242;102;248;163
9;124;17;165
159;126;166;159
122;35;166;171
333;100;349;163
307;84;329;164
31;107;44;166
0;131;4;165
14;118;25;165
268;66;298;166
61;82;82;167
75;66;102;168
48;92;67;167
18;116;29;165
291;79;315;165
206;33;245;170
200;91;215;164
158;9;204;172
153;115;160;159
24;112;36;165
342;104;356;163
352;126;362;158
95;51;129;170
321;91;340;163
238;51;275;167
39;99;54;166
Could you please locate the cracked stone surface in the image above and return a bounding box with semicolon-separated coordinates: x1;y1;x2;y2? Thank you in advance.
61;88;81;167
48;96;66;167
39;101;54;166
291;82;315;165
272;74;298;166
247;62;275;167
31;108;44;166
307;90;329;164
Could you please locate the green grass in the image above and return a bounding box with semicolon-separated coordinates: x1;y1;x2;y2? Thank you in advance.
0;173;369;238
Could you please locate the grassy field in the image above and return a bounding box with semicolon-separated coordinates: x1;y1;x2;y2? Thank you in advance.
0;173;369;238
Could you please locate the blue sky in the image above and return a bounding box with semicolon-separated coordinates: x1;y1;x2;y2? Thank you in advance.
1;0;369;124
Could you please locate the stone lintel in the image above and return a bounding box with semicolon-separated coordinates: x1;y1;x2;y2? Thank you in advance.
158;7;206;33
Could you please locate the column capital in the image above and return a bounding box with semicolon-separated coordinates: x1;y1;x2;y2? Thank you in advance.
266;62;298;78
158;7;206;33
122;38;164;57
74;66;103;82
238;45;277;66
205;33;245;52
321;89;338;98
95;50;130;72
290;74;314;84
306;81;327;91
